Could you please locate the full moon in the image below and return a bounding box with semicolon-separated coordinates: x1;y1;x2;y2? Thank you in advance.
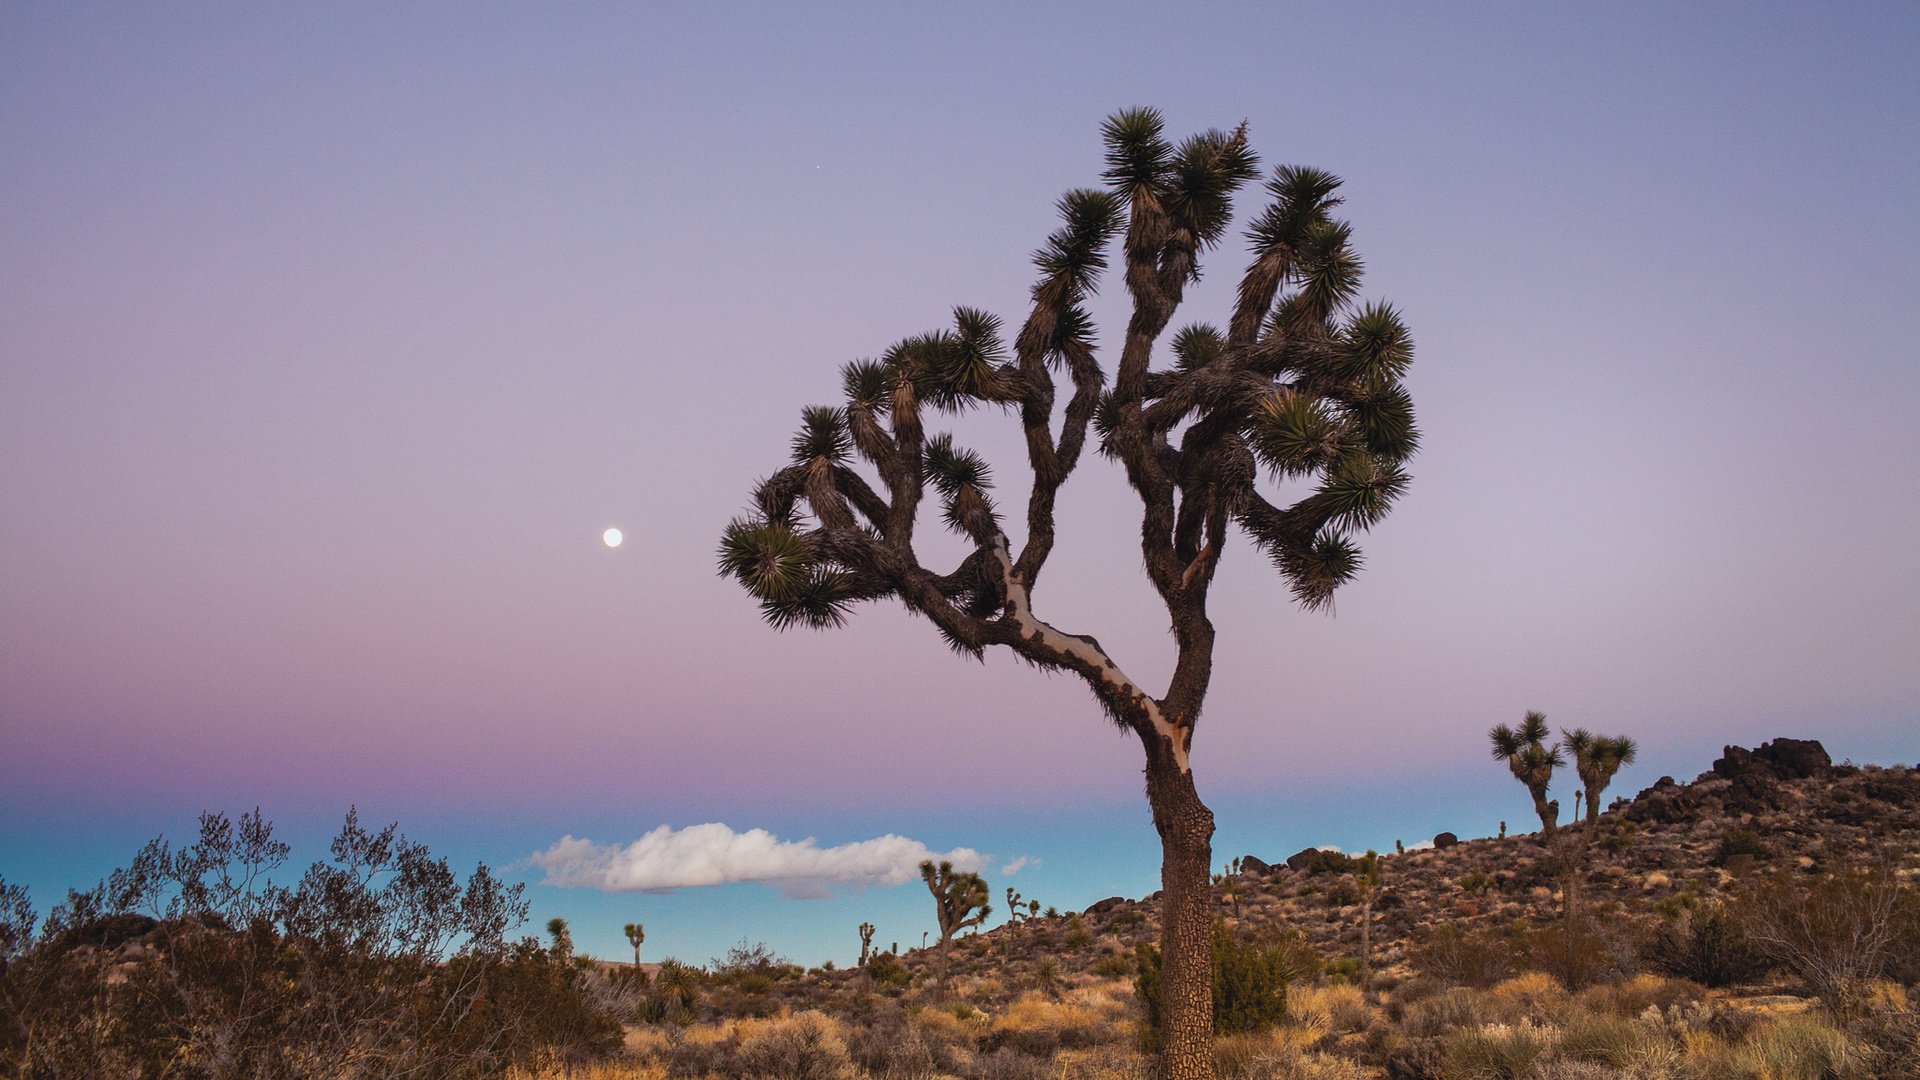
601;528;623;548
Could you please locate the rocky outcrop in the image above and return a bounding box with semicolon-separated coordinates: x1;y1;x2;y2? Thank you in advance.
1711;738;1831;782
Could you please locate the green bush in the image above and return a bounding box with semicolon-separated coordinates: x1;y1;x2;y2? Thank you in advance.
1713;829;1768;866
1135;922;1304;1051
1646;900;1771;987
863;950;909;990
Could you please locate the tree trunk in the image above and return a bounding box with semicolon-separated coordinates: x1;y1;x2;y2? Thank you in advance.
936;931;952;996
1360;896;1373;992
1146;750;1216;1080
1531;792;1558;836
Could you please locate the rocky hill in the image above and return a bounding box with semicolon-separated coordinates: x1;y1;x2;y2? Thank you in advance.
896;738;1919;993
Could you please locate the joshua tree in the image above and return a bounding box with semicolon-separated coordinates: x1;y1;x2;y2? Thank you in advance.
1356;850;1382;991
1489;711;1563;836
920;859;991;993
1214;859;1244;918
623;921;645;968
1005;886;1036;925
545;916;573;960
1562;728;1638;843
857;921;876;968
720;109;1418;1078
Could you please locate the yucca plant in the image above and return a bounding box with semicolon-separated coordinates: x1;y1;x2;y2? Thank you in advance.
721;108;1419;1078
1490;711;1564;836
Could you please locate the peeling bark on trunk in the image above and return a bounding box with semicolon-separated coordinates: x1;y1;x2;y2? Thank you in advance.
1146;744;1215;1080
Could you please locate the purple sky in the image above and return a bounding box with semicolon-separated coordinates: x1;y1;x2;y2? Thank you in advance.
3;3;1917;965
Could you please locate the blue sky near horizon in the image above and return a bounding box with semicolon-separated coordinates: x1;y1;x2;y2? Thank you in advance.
3;2;1918;967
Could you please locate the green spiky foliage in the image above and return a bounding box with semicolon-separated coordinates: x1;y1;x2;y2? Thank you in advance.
720;109;1420;1077
1562;728;1639;837
919;860;991;993
1490;711;1564;836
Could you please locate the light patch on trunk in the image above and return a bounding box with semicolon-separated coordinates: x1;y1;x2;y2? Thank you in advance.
990;539;1190;773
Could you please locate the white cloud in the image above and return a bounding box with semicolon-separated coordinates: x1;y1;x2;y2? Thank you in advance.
1001;856;1037;875
530;823;986;899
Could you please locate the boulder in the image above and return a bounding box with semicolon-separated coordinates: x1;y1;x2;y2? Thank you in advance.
1626;776;1699;824
1237;854;1274;876
1432;832;1459;850
1285;847;1358;874
1084;896;1128;917
1712;738;1831;782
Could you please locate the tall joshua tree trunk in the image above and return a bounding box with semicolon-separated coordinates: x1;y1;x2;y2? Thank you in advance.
1147;747;1216;1080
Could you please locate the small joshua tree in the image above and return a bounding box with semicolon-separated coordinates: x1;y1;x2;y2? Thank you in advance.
921;859;990;993
858;921;876;967
1356;850;1381;991
1489;711;1563;836
1005;887;1038;925
1561;728;1638;844
1215;860;1244;918
546;916;574;963
624;921;645;968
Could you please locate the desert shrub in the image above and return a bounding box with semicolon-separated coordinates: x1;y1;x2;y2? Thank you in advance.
1646;900;1771;987
1735;1012;1858;1080
864;950;910;991
1574;972;1703;1018
1713;828;1769;866
734;1011;856;1080
1482;972;1571;1026
1090;949;1134;979
1851;988;1920;1080
970;1045;1051;1080
1;811;623;1079
1212;1033;1372;1079
1737;860;1918;1015
1596;820;1637;854
1412;924;1517;989
1289;983;1371;1036
843;1008;967;1077
1516;920;1618;990
1403;987;1488;1039
981;994;1115;1059
1552;1013;1642;1068
1136;923;1303;1051
1438;1021;1554;1079
714;938;794;981
1063;915;1093;950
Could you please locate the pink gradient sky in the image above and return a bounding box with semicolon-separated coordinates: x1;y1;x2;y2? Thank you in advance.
3;3;1917;963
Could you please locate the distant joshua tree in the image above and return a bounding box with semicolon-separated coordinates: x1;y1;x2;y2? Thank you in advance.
920;860;990;993
545;916;573;960
1356;850;1382;991
623;921;644;967
1490;711;1563;836
1562;728;1638;843
857;922;875;967
718;107;1420;1078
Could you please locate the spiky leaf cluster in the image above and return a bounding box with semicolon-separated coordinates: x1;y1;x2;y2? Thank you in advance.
716;517;854;630
720;107;1420;673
